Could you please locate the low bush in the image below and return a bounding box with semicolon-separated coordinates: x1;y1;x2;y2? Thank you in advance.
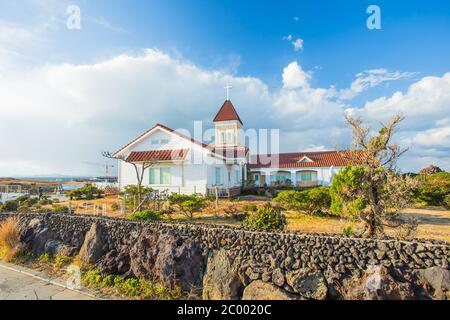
415;172;450;207
243;203;286;231
274;187;331;214
444;194;450;209
342;225;355;237
81;269;182;300
0;217;22;262
169;194;205;219
39;196;53;205
128;210;162;221
68;184;104;200
53;255;72;269
1;200;19;212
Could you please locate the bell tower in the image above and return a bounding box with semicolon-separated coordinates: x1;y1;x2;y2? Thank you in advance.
213;92;244;148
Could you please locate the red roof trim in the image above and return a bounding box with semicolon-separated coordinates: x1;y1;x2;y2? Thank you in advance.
126;149;189;162
249;151;358;169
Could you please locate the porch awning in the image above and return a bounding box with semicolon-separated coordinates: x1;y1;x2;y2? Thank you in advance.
126;149;189;162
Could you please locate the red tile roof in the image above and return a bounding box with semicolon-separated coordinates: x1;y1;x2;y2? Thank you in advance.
249;151;357;169
213;100;243;125
126;149;189;162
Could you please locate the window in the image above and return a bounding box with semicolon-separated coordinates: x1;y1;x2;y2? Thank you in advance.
299;172;312;182
151;140;159;145
215;167;222;185
149;167;171;185
160;168;170;184
273;172;290;183
160;139;169;145
226;130;235;144
235;170;240;183
221;132;226;144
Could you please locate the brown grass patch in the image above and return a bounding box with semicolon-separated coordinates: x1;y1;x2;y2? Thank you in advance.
0;217;22;262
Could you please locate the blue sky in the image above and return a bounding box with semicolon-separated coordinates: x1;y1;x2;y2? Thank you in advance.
0;0;450;175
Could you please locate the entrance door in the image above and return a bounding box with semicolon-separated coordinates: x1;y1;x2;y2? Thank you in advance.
254;174;260;187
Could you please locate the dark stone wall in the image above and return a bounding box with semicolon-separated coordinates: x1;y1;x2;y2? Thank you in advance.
1;212;449;299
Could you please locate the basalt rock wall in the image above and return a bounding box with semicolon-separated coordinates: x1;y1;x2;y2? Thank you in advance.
1;213;449;300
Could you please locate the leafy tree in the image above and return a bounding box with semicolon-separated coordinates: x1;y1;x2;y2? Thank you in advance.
330;113;417;238
103;151;158;212
120;185;155;211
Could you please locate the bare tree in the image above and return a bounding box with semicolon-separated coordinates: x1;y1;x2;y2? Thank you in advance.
331;113;418;238
102;151;156;212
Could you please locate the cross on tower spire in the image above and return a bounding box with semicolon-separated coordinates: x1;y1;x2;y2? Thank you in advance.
224;83;232;101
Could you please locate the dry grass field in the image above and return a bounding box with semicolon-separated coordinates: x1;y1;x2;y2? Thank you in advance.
54;195;450;242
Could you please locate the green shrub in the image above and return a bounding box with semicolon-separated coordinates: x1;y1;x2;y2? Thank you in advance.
120;185;155;211
101;275;116;288
38;253;50;264
444;194;450;209
68;184;104;200
16;195;29;203
39;196;53;205
274;187;331;214
128;210;162;221
80;268;184;300
1;200;19;212
343;225;354;237
414;172;450;207
169;194;205;219
82;269;103;286
53;255;71;269
243;203;286;231
330;166;368;217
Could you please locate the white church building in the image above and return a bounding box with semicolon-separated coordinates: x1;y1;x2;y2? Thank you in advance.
113;97;349;196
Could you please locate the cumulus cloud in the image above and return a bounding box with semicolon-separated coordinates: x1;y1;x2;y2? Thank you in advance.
282;61;311;89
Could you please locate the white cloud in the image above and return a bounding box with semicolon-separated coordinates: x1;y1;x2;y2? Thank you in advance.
292;38;304;51
339;69;416;100
405;127;450;148
282;61;311;89
362;72;450;129
283;35;304;51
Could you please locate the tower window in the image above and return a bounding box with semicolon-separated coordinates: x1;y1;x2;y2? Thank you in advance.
226;130;235;144
221;132;226;144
